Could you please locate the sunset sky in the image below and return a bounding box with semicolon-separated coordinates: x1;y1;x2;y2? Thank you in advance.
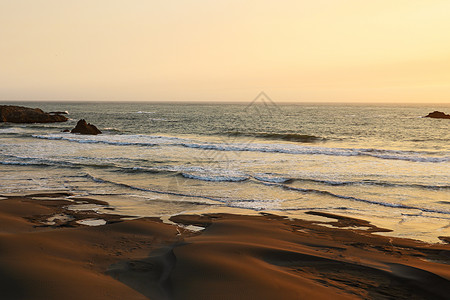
1;0;450;103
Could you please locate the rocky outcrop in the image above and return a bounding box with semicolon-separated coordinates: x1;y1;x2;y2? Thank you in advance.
424;111;450;119
0;105;68;123
70;119;102;135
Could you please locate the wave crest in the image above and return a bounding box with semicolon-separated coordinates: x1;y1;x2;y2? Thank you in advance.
225;131;324;143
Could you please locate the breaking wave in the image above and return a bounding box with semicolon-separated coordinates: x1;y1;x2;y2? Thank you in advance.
224;131;325;143
257;181;450;216
31;133;449;163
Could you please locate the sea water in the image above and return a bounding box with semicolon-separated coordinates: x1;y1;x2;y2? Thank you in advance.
1;101;449;242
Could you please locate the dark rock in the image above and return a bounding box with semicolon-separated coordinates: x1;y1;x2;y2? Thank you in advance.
439;236;450;244
424;111;450;119
70;119;102;135
0;105;68;123
62;129;70;132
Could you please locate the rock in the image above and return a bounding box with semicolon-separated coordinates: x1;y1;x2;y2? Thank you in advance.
0;105;68;123
62;129;70;132
439;236;450;244
424;111;450;119
70;119;102;135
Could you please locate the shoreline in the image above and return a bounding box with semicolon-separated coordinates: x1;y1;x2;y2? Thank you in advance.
1;192;449;299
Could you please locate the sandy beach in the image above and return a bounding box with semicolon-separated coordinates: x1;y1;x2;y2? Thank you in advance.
1;192;449;300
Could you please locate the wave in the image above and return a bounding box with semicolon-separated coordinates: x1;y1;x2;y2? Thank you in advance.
9;154;442;188
0;161;57;168
27;133;450;163
0;155;120;171
2;150;448;188
149;118;169;122
102;165;249;182
0;127;60;137
82;173;450;216
258;181;450;216
3;156;448;215
83;173;227;204
410;138;450;142
364;153;447;163
251;174;450;190
0;128;28;134
178;142;449;163
32;133;188;147
172;166;249;182
82;174;289;211
0;124;70;132
180;172;249;182
49;110;69;115
285;177;450;190
0;158;113;170
110;166;178;176
32;134;159;147
225;131;324;143
102;127;122;133
0;154;250;183
118;165;250;182
252;174;292;183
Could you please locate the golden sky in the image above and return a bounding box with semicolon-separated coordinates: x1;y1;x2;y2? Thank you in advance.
1;0;450;103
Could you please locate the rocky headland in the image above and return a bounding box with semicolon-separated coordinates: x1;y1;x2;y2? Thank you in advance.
424;111;450;119
0;105;68;123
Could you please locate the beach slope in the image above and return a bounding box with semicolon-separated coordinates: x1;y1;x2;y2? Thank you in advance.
0;194;449;300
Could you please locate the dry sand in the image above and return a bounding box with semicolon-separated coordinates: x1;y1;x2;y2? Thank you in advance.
0;193;449;300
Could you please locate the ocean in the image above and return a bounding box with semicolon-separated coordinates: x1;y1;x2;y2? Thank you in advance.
1;101;449;243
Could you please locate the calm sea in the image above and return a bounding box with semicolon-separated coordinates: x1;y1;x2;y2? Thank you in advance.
1;101;449;242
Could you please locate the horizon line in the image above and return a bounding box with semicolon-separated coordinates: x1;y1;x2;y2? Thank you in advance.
1;99;449;106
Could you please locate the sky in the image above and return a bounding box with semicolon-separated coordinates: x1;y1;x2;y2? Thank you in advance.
1;0;450;103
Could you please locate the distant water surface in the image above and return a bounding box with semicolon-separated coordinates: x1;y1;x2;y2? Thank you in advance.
1;102;449;243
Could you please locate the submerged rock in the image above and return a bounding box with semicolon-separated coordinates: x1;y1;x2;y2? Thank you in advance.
424;111;450;119
0;105;68;123
70;119;102;135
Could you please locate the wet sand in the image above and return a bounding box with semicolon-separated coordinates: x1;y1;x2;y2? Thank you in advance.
0;193;449;299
